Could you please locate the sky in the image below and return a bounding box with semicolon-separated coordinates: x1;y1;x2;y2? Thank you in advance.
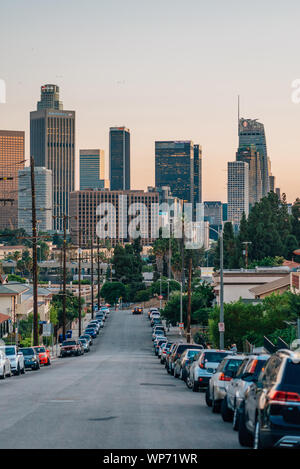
0;0;299;203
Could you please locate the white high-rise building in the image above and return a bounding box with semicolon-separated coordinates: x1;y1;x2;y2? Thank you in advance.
18;167;52;235
227;161;249;226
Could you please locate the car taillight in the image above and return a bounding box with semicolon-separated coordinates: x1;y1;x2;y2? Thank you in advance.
199;363;204;369
219;372;232;382
248;359;258;374
269;390;300;402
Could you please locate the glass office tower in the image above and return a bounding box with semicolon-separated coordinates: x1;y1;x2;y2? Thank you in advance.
30;85;76;231
80;149;106;190
238;118;269;196
109;127;130;190
155;140;194;204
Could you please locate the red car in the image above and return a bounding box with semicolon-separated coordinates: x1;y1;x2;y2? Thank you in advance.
33;345;51;366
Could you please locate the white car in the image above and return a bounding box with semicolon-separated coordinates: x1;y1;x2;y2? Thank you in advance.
0;350;12;379
0;345;25;376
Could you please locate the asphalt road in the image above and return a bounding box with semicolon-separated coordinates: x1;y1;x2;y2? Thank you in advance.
0;309;241;449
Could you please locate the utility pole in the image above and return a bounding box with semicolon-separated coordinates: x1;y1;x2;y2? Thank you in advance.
242;241;252;269
219;227;224;350
186;255;192;344
30;156;39;346
78;229;82;336
62;215;67;341
90;239;94;319
97;237;101;310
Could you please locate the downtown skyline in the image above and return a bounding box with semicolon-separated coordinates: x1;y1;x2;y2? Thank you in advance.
1;0;300;203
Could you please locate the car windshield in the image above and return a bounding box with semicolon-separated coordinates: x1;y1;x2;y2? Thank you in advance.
187;350;201;358
35;347;46;353
21;348;34;356
0;347;16;356
62;341;76;346
282;360;300;387
204;352;229;363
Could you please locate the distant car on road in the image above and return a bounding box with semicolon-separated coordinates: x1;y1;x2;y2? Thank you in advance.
85;328;97;339
20;347;40;370
60;340;84;357
79;334;93;346
0;349;12;379
132;306;143;315
0;345;25;376
78;338;90;353
33;345;51;366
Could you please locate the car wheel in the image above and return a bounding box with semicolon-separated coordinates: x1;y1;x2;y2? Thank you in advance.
233;407;240;431
21;365;25;374
0;368;5;379
238;407;253;447
212;392;221;413
253;419;264;449
221;396;233;422
205;387;212;407
15;364;20;376
179;369;183;380
46;359;51;366
186;376;192;389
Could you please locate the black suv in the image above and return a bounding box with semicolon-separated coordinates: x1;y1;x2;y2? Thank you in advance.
239;349;300;449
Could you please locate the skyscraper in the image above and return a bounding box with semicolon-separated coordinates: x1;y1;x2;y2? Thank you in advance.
0;130;25;229
238;118;269;197
227;161;249;226
18;167;52;235
109;127;130;190
193;144;202;211
236;145;262;207
155;140;194;204
30;85;76;231
80;149;108;190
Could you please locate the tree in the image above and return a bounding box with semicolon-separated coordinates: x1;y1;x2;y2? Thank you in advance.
100;282;126;305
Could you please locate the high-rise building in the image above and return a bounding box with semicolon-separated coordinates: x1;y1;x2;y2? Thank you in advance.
37;84;63;111
155;140;194;204
80;149;108;190
193;144;202;214
0;130;25;229
236;145;262;207
69;189;159;247
275;187;281;199
227;161;249;226
109;127;130;191
18;167;52;235
204;201;223;241
269;175;276;192
239;118;269;197
30;85;76;231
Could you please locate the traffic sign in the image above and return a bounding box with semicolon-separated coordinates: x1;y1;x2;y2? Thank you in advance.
179;322;184;329
42;323;53;337
218;322;225;332
158;295;163;300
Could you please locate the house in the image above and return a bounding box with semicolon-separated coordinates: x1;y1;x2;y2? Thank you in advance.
213;267;291;304
249;276;291;299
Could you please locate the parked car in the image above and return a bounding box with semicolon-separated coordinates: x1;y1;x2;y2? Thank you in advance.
87;322;100;334
174;348;204;380
20;347;40;370
206;355;246;413
60;340;84;357
90;318;104;328
225;354;270;430
132;306;143;314
78;338;90;353
152;325;165;335
165;343;178;371
167;343;204;376
0;349;12;379
96;312;105;322
79;334;93;346
33;345;51;366
0;345;25;376
154;338;167;355
85;328;97;339
238;349;300;449
148;307;159;318
186;349;233;392
152;329;166;341
160;342;173;364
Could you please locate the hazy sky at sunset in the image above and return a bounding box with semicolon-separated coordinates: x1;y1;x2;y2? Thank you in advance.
0;0;299;203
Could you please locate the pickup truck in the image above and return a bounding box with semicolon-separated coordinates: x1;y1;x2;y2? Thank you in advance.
60;340;83;357
0;345;25;375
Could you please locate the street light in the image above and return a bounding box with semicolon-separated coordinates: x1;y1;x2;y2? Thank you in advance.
208;225;224;350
